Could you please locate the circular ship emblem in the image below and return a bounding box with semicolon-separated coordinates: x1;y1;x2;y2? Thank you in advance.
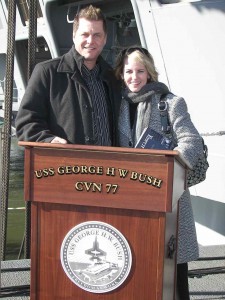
60;221;132;293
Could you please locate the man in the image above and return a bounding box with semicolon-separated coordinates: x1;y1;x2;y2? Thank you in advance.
15;5;121;145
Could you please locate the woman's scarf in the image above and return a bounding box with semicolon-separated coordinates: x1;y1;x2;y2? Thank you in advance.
119;82;169;146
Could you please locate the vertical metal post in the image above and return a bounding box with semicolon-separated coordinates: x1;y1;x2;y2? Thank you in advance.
23;0;37;259
0;123;3;285
0;122;3;181
0;0;17;261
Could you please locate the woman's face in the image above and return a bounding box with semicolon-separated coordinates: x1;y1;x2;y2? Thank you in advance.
122;53;149;92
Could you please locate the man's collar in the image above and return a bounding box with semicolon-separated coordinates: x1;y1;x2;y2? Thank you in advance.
82;63;100;77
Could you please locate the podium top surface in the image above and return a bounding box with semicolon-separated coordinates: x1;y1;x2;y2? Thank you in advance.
18;141;180;158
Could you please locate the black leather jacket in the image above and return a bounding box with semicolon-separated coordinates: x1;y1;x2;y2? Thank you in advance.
15;46;121;145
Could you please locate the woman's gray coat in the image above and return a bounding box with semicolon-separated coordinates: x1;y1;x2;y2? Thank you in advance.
119;91;203;264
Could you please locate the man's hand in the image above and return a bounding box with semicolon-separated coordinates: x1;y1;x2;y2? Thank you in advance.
51;137;68;144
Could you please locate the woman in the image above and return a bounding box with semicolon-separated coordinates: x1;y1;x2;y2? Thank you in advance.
115;46;204;299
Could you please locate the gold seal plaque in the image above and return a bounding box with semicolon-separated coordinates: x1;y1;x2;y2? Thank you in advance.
60;221;132;293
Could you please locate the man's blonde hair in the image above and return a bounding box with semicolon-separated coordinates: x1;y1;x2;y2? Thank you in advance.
73;5;107;35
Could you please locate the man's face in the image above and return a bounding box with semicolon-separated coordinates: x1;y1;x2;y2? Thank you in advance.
73;18;107;69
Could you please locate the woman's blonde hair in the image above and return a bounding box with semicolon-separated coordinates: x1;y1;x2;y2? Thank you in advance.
114;46;159;82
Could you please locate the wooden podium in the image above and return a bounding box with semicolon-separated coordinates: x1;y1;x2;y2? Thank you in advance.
20;142;187;300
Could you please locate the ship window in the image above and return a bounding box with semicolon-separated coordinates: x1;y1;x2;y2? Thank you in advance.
15;37;52;85
0;54;18;105
0;54;6;106
52;0;142;65
0;18;3;30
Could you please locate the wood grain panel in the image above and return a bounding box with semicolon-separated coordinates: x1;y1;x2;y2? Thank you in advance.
19;143;185;300
32;204;166;300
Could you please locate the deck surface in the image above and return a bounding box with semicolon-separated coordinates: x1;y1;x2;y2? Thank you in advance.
1;245;225;299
